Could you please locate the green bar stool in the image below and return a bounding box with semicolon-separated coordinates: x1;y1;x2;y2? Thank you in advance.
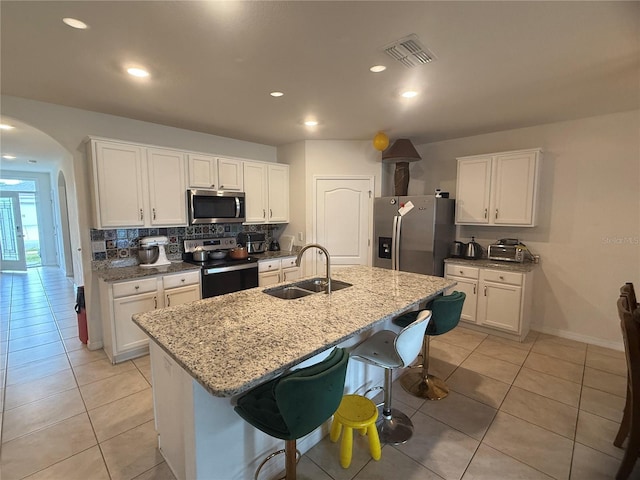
395;291;466;400
235;348;349;480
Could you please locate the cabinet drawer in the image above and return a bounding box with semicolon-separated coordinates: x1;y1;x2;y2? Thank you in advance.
258;259;281;272
481;269;523;286
112;277;157;298
445;264;479;279
162;270;200;289
281;256;297;269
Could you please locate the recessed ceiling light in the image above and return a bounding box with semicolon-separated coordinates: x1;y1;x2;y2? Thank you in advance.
0;124;15;130
401;90;418;98
270;91;284;97
2;155;16;159
62;17;88;30
127;67;150;78
304;120;319;127
369;65;387;73
28;160;37;164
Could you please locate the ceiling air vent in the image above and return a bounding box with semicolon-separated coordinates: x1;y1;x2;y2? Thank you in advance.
383;34;436;68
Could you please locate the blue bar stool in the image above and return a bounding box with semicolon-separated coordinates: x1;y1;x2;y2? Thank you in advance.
235;348;349;480
350;310;431;445
395;291;466;400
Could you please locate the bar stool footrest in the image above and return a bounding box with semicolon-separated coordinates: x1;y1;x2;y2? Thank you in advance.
254;448;301;480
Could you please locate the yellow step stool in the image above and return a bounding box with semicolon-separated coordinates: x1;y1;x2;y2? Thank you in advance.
330;394;382;468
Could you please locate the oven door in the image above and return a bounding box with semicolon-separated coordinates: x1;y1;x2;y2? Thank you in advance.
201;263;258;298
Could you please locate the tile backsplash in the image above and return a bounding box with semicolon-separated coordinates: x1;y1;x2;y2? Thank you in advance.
90;223;284;268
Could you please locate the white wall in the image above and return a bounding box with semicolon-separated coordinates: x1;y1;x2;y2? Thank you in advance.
408;110;640;348
1;95;277;349
277;140;382;274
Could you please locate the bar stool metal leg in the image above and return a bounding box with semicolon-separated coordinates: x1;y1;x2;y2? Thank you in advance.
376;368;414;444
400;336;449;400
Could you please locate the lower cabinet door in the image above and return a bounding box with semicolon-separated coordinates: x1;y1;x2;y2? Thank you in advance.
259;270;281;287
282;267;300;282
446;275;478;324
478;281;522;333
113;292;157;353
165;284;200;307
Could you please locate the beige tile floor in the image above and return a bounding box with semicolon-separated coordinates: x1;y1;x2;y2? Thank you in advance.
1;267;638;480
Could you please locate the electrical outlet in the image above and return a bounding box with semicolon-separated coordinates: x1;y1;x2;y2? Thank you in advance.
298;232;304;242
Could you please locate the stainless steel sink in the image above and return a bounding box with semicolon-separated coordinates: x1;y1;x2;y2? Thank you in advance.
263;286;315;300
294;278;352;293
263;278;352;299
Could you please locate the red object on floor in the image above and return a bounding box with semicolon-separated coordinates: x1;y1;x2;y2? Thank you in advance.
75;286;88;344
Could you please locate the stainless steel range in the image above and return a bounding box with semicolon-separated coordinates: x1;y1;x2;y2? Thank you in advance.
183;237;259;298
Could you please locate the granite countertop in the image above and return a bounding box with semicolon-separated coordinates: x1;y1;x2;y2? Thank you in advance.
132;265;455;398
253;250;298;261
444;257;537;273
94;261;201;282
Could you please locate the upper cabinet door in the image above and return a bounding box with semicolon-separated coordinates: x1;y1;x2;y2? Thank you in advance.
187;154;217;189
455;156;492;224
493;150;539;226
147;148;187;226
217;157;243;191
267;164;289;223
243;162;268;223
92;140;146;228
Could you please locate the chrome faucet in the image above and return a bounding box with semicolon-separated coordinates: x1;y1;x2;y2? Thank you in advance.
295;243;331;294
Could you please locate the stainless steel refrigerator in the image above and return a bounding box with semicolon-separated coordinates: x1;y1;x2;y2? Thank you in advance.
373;195;455;277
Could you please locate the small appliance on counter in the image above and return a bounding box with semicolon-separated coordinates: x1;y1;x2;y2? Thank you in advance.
238;232;266;254
463;237;483;260
488;238;534;263
138;236;171;267
449;241;465;258
269;240;280;251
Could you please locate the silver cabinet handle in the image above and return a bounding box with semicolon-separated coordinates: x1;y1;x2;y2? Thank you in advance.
484;286;487;296
220;185;224;189
166;295;170;307
263;209;266;218
153;208;157;220
459;270;464;274
473;285;476;294
495;209;498;219
140;209;144;220
270;209;273;218
154;296;157;308
211;184;215;189
181;278;185;283
135;285;140;290
499;275;504;280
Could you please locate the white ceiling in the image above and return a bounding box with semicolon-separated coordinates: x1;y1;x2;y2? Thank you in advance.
1;0;638;161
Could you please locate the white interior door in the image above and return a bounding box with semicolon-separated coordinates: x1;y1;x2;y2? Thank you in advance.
0;192;27;271
314;176;373;273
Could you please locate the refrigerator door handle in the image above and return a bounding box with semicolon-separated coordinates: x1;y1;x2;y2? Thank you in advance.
394;214;402;271
391;215;398;270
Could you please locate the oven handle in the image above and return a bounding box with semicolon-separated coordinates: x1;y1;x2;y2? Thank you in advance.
203;263;258;275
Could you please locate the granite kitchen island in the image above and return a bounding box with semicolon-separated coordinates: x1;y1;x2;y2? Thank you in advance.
133;265;455;480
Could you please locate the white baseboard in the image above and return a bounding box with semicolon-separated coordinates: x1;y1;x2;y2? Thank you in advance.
530;324;623;352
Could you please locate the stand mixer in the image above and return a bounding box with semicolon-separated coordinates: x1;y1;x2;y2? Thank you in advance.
139;236;171;267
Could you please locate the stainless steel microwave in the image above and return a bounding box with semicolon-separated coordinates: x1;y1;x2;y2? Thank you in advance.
187;189;245;225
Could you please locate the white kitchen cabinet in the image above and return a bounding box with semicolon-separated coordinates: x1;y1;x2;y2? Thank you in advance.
187;154;217;189
90;140;146;228
243;162;289;224
147;148;187;226
89;138;187;228
243;162;268;223
258;256;299;286
445;262;534;341
456;148;541;227
444;264;479;323
217;157;243;191
100;270;201;363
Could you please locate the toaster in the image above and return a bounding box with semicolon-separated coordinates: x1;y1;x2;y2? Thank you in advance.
487;239;533;263
238;232;266;254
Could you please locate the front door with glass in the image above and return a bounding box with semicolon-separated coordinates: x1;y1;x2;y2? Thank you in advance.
0;192;27;271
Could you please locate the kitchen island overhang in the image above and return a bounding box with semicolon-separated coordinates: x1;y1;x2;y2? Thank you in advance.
133;265;455;398
132;265;455;480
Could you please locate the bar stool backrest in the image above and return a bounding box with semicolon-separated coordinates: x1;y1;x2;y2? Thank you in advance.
428;291;466;336
395;310;432;368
